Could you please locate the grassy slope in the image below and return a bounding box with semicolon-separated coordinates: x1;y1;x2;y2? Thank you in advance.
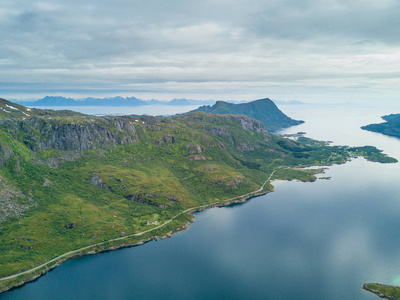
0;101;396;293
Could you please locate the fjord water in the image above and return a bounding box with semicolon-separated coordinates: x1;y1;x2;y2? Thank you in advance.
2;105;400;300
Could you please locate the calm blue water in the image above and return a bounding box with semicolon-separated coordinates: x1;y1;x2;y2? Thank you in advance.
2;105;400;299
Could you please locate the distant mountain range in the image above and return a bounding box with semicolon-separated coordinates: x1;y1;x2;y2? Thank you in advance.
13;96;307;108
187;98;304;131
14;96;216;107
361;114;400;138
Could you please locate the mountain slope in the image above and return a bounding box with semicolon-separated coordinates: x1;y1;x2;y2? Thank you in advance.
0;98;34;119
14;96;216;107
187;98;304;131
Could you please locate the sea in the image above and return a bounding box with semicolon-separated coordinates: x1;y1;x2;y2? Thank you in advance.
1;104;400;299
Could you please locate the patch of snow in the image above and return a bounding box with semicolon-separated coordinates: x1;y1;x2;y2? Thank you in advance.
5;104;18;110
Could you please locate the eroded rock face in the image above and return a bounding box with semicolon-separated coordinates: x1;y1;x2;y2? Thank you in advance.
124;193;156;203
0;176;36;223
188;155;207;161
208;127;230;136
124;193;170;209
226;177;244;188
186;143;204;154
34;151;82;168
229;115;271;141
176;113;271;141
234;115;266;132
0;143;13;166
236;143;255;152
0;116;140;151
166;195;178;204
155;135;177;146
91;175;106;189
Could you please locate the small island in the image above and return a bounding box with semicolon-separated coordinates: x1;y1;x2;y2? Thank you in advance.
363;283;400;299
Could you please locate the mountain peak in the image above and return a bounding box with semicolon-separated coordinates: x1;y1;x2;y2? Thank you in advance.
187;98;303;131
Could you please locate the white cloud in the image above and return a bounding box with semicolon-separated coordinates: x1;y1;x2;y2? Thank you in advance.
35;2;63;11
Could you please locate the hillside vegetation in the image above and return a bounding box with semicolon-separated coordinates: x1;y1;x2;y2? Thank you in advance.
0;98;396;293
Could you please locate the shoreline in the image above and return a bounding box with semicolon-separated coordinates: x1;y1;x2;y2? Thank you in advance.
0;215;196;295
0;180;274;295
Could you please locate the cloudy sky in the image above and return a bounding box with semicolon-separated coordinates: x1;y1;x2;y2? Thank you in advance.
1;0;400;104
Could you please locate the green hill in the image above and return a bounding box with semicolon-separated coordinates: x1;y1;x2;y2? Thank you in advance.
361;114;400;138
188;98;304;131
0;98;395;294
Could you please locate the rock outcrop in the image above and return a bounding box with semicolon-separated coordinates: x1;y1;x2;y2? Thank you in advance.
0;143;14;166
0;176;36;223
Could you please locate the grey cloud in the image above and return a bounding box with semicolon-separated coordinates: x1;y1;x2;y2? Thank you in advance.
1;0;400;103
249;0;400;44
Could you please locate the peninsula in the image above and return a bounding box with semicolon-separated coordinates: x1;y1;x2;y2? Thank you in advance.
187;98;304;131
0;98;396;294
361;114;400;138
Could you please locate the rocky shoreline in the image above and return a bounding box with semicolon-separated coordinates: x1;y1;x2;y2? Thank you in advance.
0;187;272;295
187;189;272;214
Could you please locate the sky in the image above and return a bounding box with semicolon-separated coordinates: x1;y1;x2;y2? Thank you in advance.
1;0;400;104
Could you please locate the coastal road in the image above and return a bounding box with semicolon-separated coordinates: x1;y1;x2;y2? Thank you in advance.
0;170;276;282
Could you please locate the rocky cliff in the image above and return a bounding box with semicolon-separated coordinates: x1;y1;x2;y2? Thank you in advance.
0;115;140;151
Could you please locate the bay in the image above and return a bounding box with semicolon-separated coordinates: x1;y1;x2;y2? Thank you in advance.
2;105;400;299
